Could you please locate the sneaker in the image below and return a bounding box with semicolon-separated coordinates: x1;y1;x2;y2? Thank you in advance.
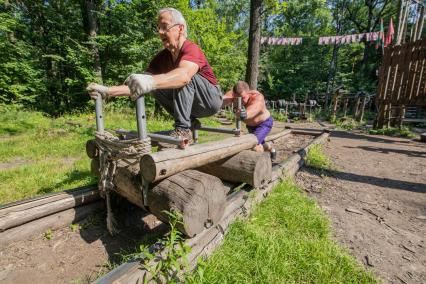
158;127;193;150
270;148;277;161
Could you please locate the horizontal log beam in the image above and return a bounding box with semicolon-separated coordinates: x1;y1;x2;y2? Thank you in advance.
0;188;100;232
140;129;292;183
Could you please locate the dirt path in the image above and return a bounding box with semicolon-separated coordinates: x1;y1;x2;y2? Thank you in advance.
295;129;426;283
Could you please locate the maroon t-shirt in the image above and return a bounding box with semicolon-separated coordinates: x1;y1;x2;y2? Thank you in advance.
146;40;218;85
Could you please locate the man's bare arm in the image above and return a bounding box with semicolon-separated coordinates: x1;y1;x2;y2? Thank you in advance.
222;91;234;107
152;60;199;89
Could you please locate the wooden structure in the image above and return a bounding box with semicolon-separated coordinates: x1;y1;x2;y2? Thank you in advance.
88;130;292;237
330;88;370;122
93;131;330;284
375;38;426;128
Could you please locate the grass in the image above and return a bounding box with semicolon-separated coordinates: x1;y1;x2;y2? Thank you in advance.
305;144;332;171
368;126;416;138
0;105;224;205
189;180;378;283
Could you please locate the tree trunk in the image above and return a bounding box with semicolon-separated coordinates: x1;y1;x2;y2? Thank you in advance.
82;0;103;82
245;0;262;89
148;170;228;237
198;150;272;187
325;44;340;107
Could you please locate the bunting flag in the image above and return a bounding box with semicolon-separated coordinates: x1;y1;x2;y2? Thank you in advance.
318;31;380;45
261;37;303;46
385;17;394;47
375;19;385;49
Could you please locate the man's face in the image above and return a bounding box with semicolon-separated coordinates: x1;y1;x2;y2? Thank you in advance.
157;12;182;50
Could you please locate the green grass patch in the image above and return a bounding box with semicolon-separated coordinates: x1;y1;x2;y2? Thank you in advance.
330;116;361;130
0;105;226;205
190;180;378;283
305;144;332;171
368;126;416;138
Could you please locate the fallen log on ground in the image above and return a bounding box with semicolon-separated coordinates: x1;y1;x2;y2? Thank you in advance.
198;150;272;187
140;129;292;183
0;201;103;248
93;131;329;284
0;187;100;232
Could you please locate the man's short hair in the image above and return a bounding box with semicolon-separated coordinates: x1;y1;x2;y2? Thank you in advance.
233;81;250;95
158;8;187;37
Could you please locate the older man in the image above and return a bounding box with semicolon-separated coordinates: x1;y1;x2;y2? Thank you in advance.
87;8;222;144
223;81;276;160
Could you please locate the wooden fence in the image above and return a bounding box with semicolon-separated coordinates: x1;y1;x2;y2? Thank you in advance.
375;38;426;128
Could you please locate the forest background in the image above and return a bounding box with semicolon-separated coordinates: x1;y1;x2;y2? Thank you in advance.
0;0;401;116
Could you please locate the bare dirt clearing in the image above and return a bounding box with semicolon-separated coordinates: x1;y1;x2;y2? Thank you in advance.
295;128;426;284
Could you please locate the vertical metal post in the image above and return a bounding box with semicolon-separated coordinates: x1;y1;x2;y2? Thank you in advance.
95;95;104;133
135;95;148;139
236;97;242;130
192;129;199;144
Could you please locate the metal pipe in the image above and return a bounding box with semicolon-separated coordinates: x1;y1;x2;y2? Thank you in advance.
135;96;148;140
236;97;242;131
148;133;189;149
95;95;104;133
192;129;199;144
199;126;241;136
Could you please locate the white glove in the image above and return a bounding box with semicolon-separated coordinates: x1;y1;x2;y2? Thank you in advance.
86;83;109;100
124;74;156;100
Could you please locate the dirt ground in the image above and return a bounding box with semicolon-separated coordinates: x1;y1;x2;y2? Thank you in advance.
294;125;426;283
0;129;315;284
1;122;424;283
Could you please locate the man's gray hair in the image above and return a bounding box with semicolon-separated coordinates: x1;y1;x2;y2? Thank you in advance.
158;8;187;37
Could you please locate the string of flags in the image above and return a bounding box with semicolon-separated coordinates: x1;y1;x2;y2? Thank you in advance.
261;17;395;50
318;31;380;45
261;37;303;46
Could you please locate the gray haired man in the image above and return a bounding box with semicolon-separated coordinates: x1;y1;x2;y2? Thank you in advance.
87;8;222;145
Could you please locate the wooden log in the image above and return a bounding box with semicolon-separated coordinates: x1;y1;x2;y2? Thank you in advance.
0;202;103;249
113;161;144;208
0;188;101;232
86;139;99;159
140;130;292;183
91;158;101;177
140;134;258;183
198;150;272;187
0;186;97;216
147;170;228;237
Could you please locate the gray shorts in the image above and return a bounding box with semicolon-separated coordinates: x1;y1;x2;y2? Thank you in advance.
153;74;223;128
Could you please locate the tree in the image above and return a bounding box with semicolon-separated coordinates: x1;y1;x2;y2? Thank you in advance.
246;0;262;89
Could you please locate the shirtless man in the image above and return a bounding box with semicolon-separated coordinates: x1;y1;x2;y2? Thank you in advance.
223;81;276;160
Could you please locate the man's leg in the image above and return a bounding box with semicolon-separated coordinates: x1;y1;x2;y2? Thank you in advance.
154;74;222;129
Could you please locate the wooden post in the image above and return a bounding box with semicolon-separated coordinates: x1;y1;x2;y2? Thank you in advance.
198;150;272;187
343;97;349;117
147;170;228;237
357;96;367;122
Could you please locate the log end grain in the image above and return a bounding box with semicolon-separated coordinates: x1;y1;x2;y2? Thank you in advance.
147;170;227;237
86;139;99;159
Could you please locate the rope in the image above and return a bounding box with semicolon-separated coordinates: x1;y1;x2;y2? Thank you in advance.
95;131;151;235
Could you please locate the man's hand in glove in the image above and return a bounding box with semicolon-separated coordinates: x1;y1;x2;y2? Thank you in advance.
124;74;156;100
86;83;109;100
